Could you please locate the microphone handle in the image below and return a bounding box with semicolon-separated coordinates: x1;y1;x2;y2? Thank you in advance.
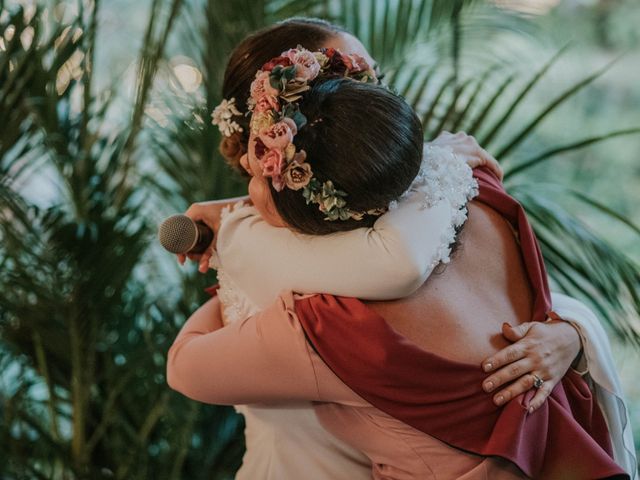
191;221;214;254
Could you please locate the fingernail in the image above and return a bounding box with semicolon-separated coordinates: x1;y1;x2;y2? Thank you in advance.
528;406;535;414
484;381;494;392
495;395;504;406
483;362;493;372
502;322;511;328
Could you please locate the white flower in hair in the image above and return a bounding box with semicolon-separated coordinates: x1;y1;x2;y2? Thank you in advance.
211;97;243;137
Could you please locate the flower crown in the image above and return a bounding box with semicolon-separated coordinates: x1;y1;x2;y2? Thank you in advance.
244;46;385;221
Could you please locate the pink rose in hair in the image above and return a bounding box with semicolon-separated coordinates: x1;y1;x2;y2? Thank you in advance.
261;148;284;178
254;95;279;113
250;71;279;101
250;72;267;99
259;120;295;150
343;54;370;73
284;48;321;81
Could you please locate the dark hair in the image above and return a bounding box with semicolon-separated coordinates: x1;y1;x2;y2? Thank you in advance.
220;18;346;171
271;78;423;235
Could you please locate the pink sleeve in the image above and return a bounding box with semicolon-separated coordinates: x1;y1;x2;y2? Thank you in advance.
166;293;363;406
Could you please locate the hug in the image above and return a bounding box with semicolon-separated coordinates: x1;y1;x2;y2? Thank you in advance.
166;17;636;480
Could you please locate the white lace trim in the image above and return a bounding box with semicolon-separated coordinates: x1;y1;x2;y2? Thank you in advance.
209;200;261;324
390;144;478;269
214;265;261;324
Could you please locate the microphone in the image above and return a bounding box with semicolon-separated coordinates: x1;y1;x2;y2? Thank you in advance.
158;214;214;254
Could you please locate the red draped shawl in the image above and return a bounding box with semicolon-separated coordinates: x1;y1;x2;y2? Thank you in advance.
295;168;627;479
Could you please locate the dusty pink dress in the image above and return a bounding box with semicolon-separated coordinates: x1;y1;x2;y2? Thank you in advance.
168;290;527;479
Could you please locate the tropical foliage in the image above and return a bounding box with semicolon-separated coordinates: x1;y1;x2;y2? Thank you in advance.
0;0;638;478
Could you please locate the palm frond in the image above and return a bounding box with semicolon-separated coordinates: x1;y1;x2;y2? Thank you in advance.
505;127;640;177
421;73;455;134
512;185;640;347
568;189;640;237
449;64;495;131
494;54;622;159
2;0;639;477
464;71;515;136
478;44;569;147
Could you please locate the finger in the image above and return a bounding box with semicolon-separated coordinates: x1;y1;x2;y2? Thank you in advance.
491;371;537;406
482;343;525;373
198;256;209;273
203;250;213;267
479;150;503;180
184;205;197;219
177;254;186;265
502;322;534;342
527;379;555;413
198;250;213;273
483;358;533;393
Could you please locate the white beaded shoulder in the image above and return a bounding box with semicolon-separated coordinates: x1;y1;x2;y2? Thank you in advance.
390;144;478;268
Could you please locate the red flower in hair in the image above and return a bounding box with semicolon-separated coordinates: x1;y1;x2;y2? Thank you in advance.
254;137;268;160
327;51;347;75
322;47;337;57
262;56;293;72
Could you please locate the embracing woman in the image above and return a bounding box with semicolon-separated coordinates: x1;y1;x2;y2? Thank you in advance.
167;18;636;480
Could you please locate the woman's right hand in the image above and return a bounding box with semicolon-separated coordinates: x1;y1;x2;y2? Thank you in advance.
177;199;244;273
430;131;503;181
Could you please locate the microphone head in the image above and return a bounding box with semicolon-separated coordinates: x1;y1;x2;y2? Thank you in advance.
158;214;197;254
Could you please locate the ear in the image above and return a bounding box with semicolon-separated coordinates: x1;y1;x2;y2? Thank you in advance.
264;191;288;228
265;202;288;227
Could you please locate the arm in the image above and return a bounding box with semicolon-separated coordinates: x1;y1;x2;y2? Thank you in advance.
176;195;250;271
183;133;499;303
167;292;360;405
167;294;320;404
214;139;488;305
215;193;454;306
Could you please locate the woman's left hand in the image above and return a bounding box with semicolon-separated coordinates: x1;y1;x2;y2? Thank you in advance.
481;319;582;412
430;131;503;181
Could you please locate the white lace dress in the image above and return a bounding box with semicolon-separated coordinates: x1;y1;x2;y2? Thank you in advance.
205;144;478;480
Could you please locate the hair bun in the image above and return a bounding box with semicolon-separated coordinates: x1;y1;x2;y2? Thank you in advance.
219;131;248;176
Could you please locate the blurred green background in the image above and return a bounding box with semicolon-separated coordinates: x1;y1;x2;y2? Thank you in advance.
1;0;639;478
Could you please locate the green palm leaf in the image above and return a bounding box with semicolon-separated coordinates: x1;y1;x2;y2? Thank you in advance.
505;128;640;176
511;185;640;346
478;44;569;147
2;0;639;477
494;54;622;159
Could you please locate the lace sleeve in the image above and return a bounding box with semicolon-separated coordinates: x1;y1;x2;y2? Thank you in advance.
213;143;478;310
389;143;478;267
